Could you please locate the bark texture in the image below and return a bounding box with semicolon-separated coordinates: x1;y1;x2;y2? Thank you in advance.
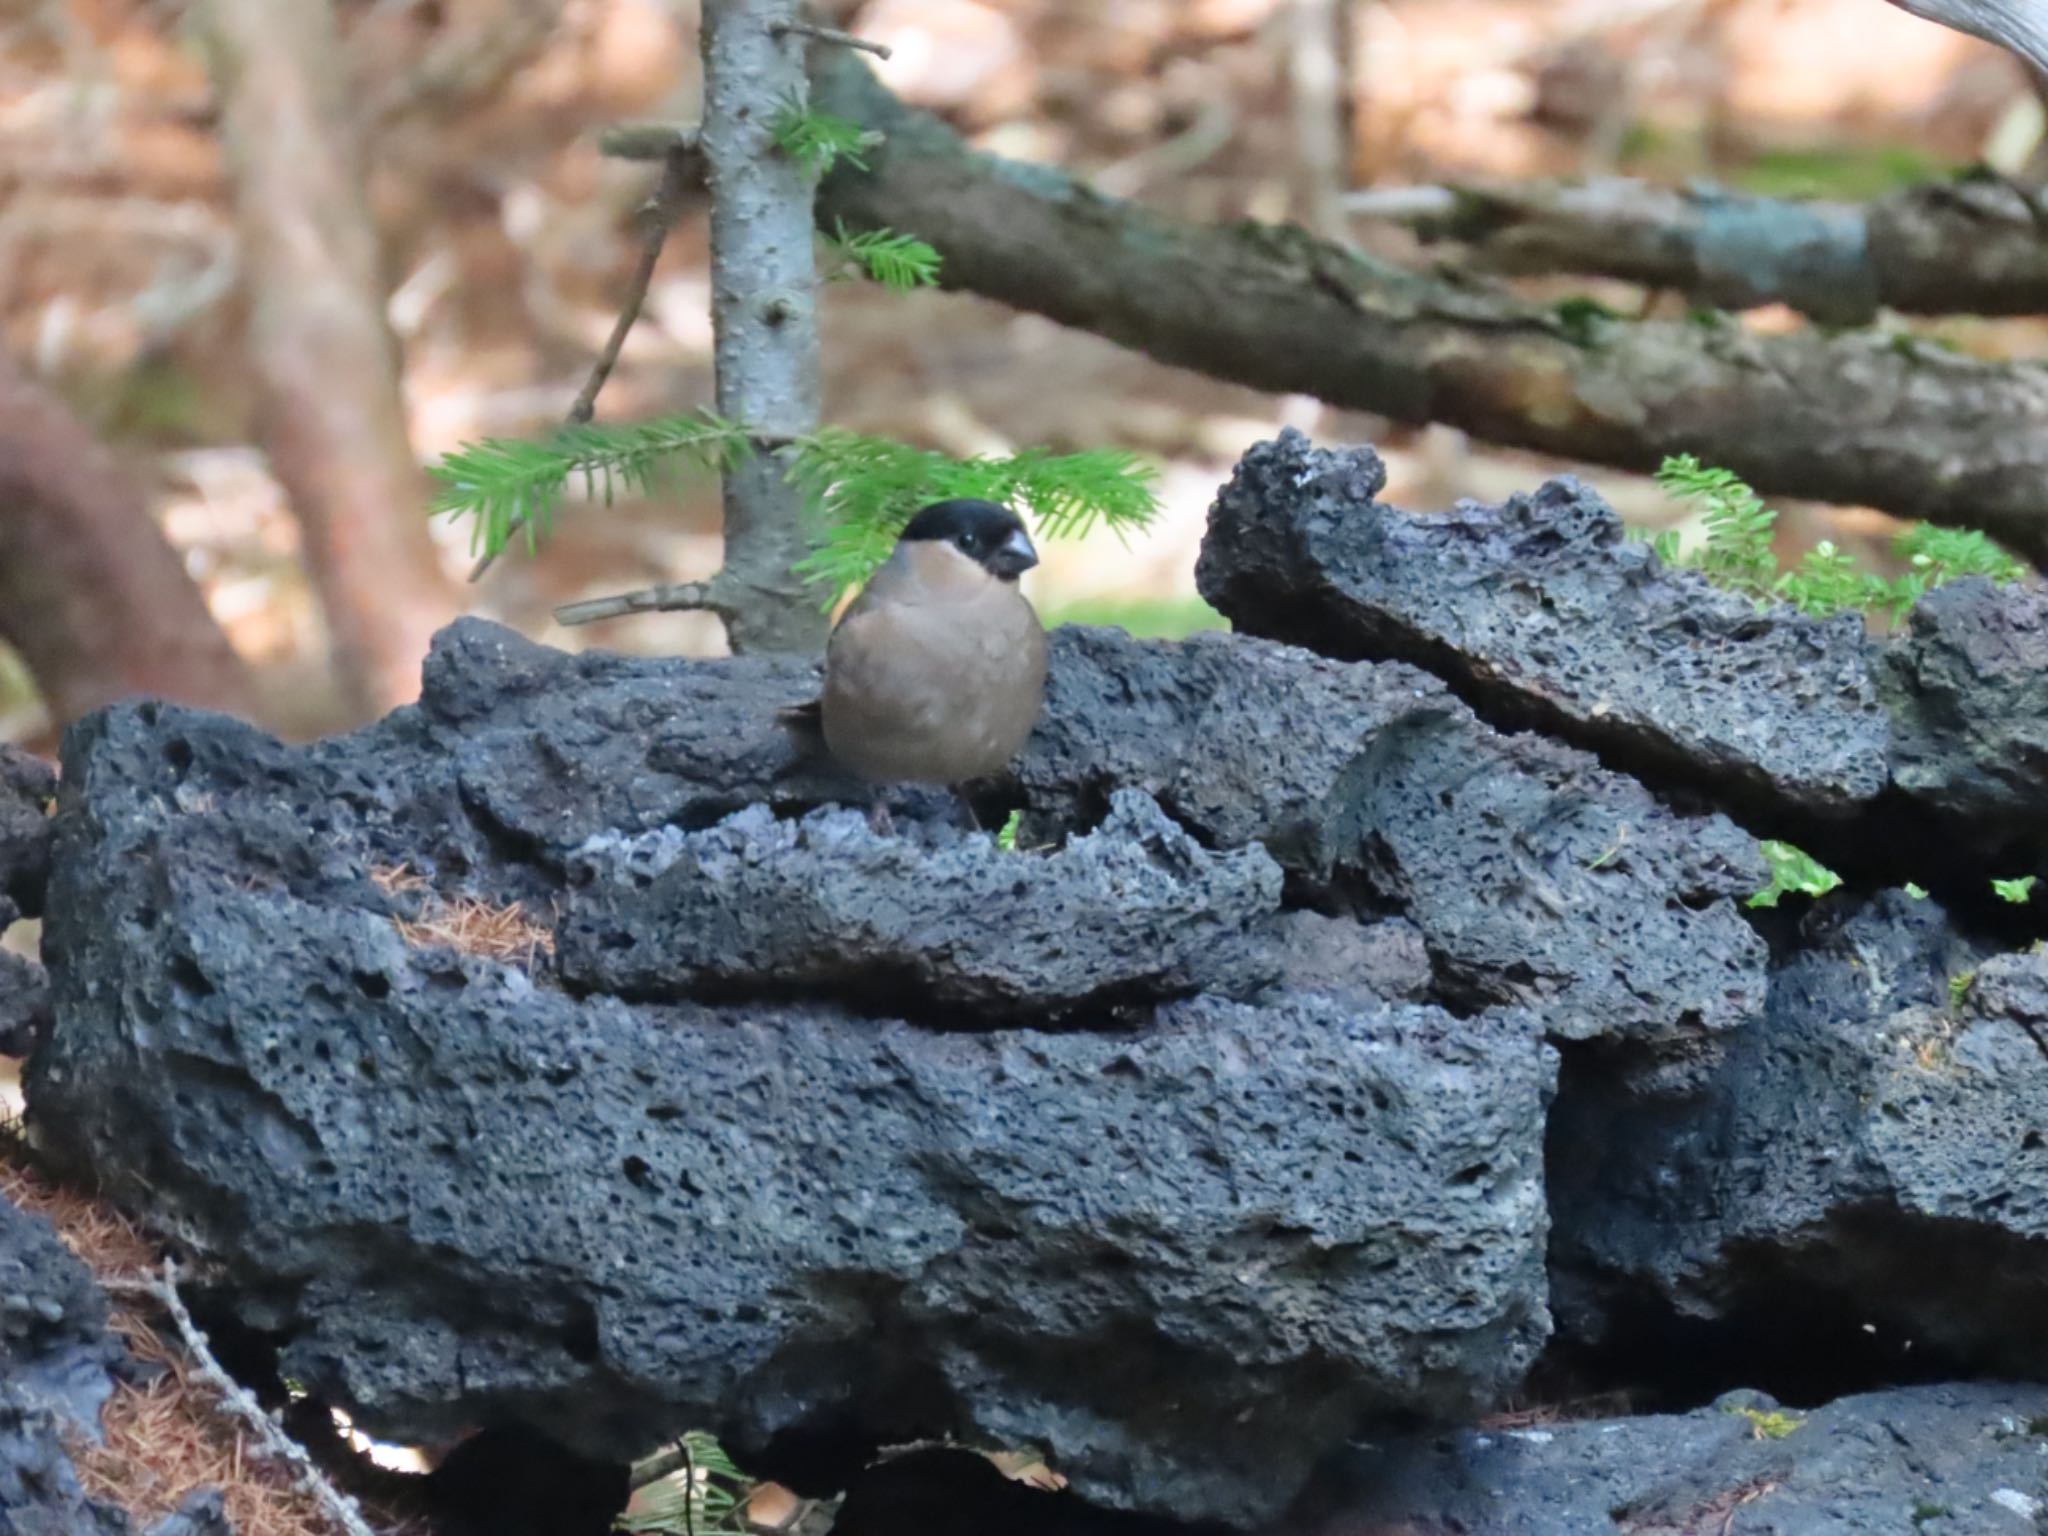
199;0;457;715
700;0;830;654
811;53;2048;566
0;353;255;729
1347;175;2048;323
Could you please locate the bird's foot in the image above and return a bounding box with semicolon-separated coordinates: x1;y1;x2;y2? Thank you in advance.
952;787;984;832
867;800;897;837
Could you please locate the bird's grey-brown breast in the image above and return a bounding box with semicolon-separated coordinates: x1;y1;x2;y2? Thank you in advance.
820;553;1047;785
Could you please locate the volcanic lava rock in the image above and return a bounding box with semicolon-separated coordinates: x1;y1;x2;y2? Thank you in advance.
1549;890;2048;1380
1294;1382;2048;1536
555;790;1285;1014
1197;428;1891;822
30;675;1558;1524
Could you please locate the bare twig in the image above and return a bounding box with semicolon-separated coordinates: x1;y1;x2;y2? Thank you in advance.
106;1260;381;1536
469;135;704;582
600;123;703;163
771;19;890;56
564;146;703;428
630;1442;691;1490
554;577;735;627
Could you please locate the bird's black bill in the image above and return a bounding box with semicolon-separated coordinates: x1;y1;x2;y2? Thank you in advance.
983;527;1039;581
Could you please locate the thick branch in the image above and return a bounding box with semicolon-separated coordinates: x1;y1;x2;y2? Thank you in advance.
1344;174;2048;322
811;52;2048;566
200;0;457;715
0;351;256;729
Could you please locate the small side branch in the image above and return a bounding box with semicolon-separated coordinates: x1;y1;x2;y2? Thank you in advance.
554;577;736;627
600;123;703;163
770;20;892;57
106;1261;380;1536
563;141;704;427
469;133;704;581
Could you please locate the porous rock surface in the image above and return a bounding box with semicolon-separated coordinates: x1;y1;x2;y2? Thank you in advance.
26;624;1582;1525
1550;891;2048;1379
0;743;55;924
1018;627;1768;1052
1295;1383;2048;1535
26;431;2048;1531
0;947;48;1058
555;789;1286;1013
1883;576;2048;833
0;1183;147;1536
1197;427;1891;821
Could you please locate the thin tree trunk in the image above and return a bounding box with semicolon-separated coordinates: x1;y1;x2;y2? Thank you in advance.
198;0;457;716
0;353;255;729
700;0;829;654
812;52;2048;566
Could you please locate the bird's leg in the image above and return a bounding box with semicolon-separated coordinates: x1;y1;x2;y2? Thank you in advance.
867;798;896;837
952;786;983;832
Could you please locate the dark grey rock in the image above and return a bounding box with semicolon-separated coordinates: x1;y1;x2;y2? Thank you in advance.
1012;625;1456;890
1883;576;2048;830
0;1186;132;1536
0;1186;122;1429
1258;912;1433;1006
0;1381;129;1536
0;949;48;1058
1550;890;2048;1376
1;745;56;924
1019;628;1768;1053
1293;1382;2048;1536
1196;428;1892;821
30;707;1557;1524
21;612;1787;1522
555;790;1285;1015
1349;710;1767;1048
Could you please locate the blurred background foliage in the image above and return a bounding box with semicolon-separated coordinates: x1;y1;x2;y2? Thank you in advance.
3;0;2041;746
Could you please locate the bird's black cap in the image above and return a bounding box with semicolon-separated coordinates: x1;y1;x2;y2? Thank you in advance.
899;499;1038;580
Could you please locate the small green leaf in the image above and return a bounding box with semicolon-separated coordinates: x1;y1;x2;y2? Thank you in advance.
1747;840;1842;909
1655;454;1779;602
995;809;1023;852
1903;881;1929;900
1992;875;2039;904
1949;970;1976;1009
825;221;943;291
770;100;882;178
1728;1405;1804;1440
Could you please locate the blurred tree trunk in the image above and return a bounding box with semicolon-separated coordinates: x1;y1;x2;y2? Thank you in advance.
198;0;458;717
0;353;256;730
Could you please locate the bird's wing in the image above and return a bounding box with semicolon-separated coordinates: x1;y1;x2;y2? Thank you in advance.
775;554;909;742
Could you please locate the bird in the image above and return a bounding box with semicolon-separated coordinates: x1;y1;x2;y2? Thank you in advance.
781;498;1049;826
